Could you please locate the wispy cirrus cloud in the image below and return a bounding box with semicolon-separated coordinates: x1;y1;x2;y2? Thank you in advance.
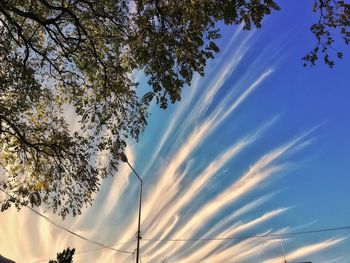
263;238;346;263
1;25;346;263
177;209;288;263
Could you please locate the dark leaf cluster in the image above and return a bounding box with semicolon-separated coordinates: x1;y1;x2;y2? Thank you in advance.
0;0;280;217
303;0;350;67
1;0;346;218
48;247;75;263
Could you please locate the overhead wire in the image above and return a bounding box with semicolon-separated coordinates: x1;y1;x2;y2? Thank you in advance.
31;240;136;263
29;225;349;262
0;188;133;255
142;226;350;242
2;189;350;259
3;187;349;245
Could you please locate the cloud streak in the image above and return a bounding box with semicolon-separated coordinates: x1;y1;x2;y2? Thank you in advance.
0;26;346;263
263;238;346;263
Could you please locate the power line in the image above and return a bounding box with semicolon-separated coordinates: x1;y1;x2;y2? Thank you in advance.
142;226;350;242
31;240;136;263
3;187;350;255
0;188;133;255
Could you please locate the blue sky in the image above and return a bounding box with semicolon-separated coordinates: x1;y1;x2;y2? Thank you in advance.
1;1;350;262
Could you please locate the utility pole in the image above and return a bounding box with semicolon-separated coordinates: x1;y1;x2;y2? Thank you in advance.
119;152;143;263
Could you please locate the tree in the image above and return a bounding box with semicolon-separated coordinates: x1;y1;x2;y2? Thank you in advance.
48;247;75;263
0;0;349;218
303;0;350;67
0;254;16;263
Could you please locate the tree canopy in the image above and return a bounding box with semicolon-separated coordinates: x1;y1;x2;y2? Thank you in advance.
0;0;349;218
48;247;75;263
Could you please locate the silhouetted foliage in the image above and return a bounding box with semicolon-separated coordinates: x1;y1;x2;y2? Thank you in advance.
0;254;15;263
303;0;350;67
48;247;75;263
0;0;349;218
